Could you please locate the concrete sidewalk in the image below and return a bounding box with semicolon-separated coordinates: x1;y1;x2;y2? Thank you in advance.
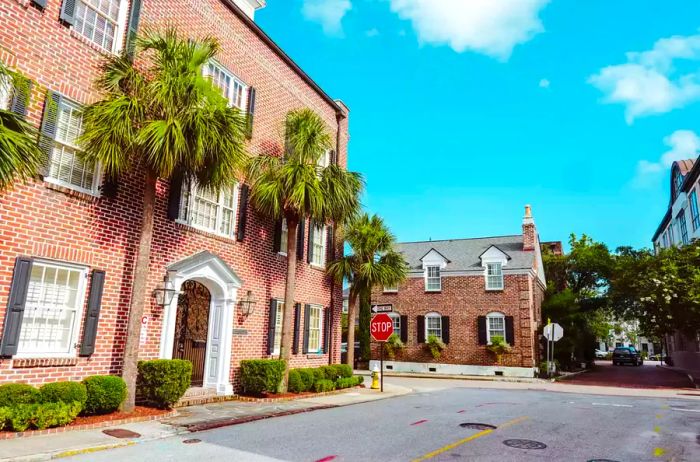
0;379;411;462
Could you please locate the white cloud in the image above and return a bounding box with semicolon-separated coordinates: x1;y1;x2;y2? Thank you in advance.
302;0;352;36
388;0;550;60
589;34;700;124
539;78;550;89
635;130;700;182
365;28;380;38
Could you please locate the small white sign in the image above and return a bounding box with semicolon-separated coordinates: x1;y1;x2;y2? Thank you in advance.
543;323;564;342
140;315;148;346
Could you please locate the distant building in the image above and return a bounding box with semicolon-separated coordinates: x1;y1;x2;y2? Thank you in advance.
541;241;563;256
597;320;658;357
370;206;546;378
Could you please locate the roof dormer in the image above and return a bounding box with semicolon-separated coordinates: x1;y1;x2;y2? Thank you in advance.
479;245;511;267
420;248;449;270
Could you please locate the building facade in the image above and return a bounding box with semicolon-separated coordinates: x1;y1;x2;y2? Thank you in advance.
369;207;546;378
652;158;700;371
0;0;345;394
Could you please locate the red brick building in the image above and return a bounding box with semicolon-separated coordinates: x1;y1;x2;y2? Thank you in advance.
0;0;346;395
370;206;546;378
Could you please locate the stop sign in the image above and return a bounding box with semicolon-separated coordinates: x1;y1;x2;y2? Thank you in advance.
370;313;394;342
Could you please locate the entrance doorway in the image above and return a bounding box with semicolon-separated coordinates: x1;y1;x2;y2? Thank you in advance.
172;280;211;386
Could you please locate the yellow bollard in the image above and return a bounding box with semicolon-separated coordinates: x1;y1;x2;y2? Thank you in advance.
371;364;380;390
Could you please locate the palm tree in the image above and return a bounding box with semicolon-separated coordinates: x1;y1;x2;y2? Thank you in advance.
0;61;43;191
246;108;362;391
79;29;248;411
327;213;407;368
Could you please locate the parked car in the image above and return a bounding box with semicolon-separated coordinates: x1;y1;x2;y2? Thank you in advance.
612;346;643;366
594;349;608;359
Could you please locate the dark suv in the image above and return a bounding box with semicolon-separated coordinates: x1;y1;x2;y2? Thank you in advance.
612;346;643;366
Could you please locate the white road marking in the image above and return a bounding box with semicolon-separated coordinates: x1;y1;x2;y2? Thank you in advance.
592;402;633;408
670;407;700;413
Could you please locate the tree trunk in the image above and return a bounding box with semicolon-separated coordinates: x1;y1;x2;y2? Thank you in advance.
359;287;371;361
278;216;299;392
345;291;358;368
121;171;158;412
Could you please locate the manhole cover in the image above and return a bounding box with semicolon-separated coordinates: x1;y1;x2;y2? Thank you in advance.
183;438;202;444
460;423;497;430
503;439;547;450
102;428;141;439
587;459;621;462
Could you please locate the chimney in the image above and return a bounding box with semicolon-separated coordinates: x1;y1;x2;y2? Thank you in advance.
522;204;536;251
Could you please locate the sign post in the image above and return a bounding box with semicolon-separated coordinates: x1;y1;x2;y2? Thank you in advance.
370;313;394;392
543;321;564;378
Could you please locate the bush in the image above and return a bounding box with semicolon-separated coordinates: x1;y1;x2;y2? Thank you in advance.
335;377;354;389
334;364;353;379
137;359;192;409
353;375;365;386
0;384;40;407
0;407;12;431
298;368;316;391
40;382;87;409
240;359;285;395
82;376;126;415
319;365;337;381
313;379;336;393
426;335;446;360
0;401;81;432
287;369;304;393
311;367;326;384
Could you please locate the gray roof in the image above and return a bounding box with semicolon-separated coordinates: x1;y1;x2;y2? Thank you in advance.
396;235;534;273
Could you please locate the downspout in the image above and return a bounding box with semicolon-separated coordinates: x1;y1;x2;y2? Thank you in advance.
329;110;343;365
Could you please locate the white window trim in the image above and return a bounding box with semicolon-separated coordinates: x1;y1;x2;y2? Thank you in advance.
485;262;504;291
204;60;248;111
272;299;284;356
383;284;398;293
0;74;9;110
424;265;441;292
308;304;323;353
16;259;89;359
177;181;240;239
310;224;327;269
486;311;506;345
425;312;442;340
71;0;130;54
388;312;401;338
279;219;289;256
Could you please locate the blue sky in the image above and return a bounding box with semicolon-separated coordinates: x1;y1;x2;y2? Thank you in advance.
256;0;700;251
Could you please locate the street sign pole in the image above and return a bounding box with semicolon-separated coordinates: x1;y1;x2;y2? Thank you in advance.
380;341;384;392
546;318;551;378
370;313;394;393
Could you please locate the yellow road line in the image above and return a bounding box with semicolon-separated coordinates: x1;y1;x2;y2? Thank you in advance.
411;416;529;462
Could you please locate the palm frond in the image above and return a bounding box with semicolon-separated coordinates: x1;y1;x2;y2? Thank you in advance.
0;110;44;190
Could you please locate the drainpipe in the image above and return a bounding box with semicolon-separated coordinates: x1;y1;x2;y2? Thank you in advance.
329;110;344;365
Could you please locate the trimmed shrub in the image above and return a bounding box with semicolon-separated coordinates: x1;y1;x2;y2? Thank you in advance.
311;367;326;384
240;359;285;395
8;404;34;432
353;375;365;386
40;382;87;409
0;384;40;407
287;369;304;393
82;376;127;415
0;407;12;431
298;368;315;392
319;365;338;381
1;401;81;432
313;379;336;393
335;377;355;389
335;364;353;379
137;359;192;409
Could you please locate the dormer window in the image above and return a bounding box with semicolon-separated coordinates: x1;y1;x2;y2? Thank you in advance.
383;284;398;293
673;167;684;200
425;266;441;292
486;262;504;290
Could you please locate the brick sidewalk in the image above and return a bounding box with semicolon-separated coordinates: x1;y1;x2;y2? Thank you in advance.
559;360;694;389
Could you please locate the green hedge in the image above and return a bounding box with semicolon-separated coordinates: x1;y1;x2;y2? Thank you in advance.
240;359;285;395
0;384;40;407
287;369;304;393
40;382;87;409
0;401;81;432
313;379;336;393
298;369;316;391
82;376;127;415
138;359;192;409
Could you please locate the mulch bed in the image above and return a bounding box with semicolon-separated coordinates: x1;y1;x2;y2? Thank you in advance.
66;406;169;427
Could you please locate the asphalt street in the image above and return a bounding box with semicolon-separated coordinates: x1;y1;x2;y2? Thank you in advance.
64;378;700;462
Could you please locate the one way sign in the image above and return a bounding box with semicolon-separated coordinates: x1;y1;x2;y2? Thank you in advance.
371;304;393;314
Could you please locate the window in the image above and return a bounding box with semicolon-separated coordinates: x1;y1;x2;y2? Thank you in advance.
311;223;326;267
673;167;684;199
18;261;88;357
389;313;401;339
485;262;504;290
279;219;289;255
677;211;689;245
204;62;247;110
662;231;669;248
46;98;100;194
272;300;284;355
179;182;239;238
308;304;322;353
318;149;331;170
0;74;9;110
383;284;398;293
425;312;442;340
74;0;126;52
425;266;441;291
486;312;505;344
690;190;700;231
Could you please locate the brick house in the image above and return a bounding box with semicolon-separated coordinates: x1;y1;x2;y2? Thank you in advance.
370;206;546;378
0;0;346;395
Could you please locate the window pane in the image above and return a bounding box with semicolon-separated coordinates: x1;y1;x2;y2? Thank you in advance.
426;266;440;290
74;0;120;51
312;225;325;266
273;301;284;354
280;219;289;254
488;316;505;342
390;314;401;339
426;315;442;339
308;305;322;352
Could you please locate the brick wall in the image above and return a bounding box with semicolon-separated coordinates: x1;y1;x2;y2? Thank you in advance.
0;0;345;388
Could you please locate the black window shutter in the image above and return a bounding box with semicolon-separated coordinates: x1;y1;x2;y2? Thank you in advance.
100;174;119;199
442;316;450;344
296;219;305;261
330;149;337;165
38;91;61;177
307;221;315;264
267;299;278;355
400;315;408;343
302;304;311;354
167;172;184;220
236;184;249;241
60;0;78;25
477;316;487;345
9;80;32;117
273;219;282;253
416;315;425;344
322;307;331;354
31;0;47;8
292;303;301;354
505;316;515;346
0;257;33;357
125;0;142;60
326;225;334;264
79;270;106;356
245;87;256;139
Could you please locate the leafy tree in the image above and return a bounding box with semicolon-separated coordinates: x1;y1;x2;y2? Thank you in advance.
0;61;43;191
79;29;249;411
246;108;362;391
327;213;407;367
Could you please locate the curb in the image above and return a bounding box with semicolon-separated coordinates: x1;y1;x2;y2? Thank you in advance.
552;369;590;382
378;372;544;384
185;404;339;432
657;365;699;389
